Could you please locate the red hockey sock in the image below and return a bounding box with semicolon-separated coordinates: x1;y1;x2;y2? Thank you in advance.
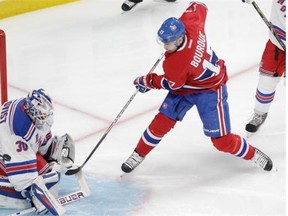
211;133;255;160
135;113;176;156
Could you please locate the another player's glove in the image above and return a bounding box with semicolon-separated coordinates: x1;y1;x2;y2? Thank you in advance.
241;0;253;3
134;73;157;93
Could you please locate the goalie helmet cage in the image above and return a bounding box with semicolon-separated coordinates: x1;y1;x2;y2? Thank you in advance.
0;29;8;105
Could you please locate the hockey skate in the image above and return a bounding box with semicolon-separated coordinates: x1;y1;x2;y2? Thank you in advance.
121;0;143;11
245;113;268;133
121;151;145;173
251;147;274;171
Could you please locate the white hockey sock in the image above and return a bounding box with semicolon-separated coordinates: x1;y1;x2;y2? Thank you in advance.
254;73;281;114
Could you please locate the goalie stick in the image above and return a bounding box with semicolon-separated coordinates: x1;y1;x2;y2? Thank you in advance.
251;1;286;51
65;51;165;176
9;170;91;216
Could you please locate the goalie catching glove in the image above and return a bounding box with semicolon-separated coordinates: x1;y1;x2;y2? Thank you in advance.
134;73;157;93
50;133;75;169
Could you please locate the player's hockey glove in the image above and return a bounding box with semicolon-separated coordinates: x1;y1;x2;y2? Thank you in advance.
134;73;157;93
241;0;253;3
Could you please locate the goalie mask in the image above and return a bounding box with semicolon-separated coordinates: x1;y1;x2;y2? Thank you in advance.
25;89;54;130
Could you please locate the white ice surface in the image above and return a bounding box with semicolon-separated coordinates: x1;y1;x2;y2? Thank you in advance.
0;0;285;215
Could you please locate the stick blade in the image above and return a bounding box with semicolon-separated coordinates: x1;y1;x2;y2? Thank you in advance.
65;164;81;176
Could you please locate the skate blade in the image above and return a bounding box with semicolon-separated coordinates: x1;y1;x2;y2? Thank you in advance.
120;172;126;178
246;131;255;138
272;165;278;172
120;171;131;178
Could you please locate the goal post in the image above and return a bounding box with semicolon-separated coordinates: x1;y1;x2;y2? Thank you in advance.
0;29;8;105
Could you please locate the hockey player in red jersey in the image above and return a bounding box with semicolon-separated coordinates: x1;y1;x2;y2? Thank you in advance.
121;2;275;174
242;0;286;134
0;89;75;215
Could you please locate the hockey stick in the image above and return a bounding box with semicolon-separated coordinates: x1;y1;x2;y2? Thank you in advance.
65;52;165;176
251;1;286;51
9;170;90;216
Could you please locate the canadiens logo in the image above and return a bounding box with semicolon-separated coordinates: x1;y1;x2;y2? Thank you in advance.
162;103;168;109
169;25;177;32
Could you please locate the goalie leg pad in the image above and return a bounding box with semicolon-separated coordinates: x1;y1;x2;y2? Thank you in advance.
30;175;66;215
0;172;60;210
42;170;61;197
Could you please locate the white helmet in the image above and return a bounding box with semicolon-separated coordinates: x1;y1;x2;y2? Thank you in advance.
25;89;54;130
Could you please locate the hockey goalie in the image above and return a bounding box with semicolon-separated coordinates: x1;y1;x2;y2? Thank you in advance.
0;89;76;215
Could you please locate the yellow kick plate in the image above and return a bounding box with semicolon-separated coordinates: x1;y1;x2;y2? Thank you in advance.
0;0;78;20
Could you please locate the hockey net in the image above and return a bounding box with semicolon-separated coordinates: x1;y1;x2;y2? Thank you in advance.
0;29;8;105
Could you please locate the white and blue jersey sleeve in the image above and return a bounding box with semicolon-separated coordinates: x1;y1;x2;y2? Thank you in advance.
269;0;286;50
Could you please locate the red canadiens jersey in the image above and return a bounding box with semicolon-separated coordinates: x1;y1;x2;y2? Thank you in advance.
152;2;228;94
